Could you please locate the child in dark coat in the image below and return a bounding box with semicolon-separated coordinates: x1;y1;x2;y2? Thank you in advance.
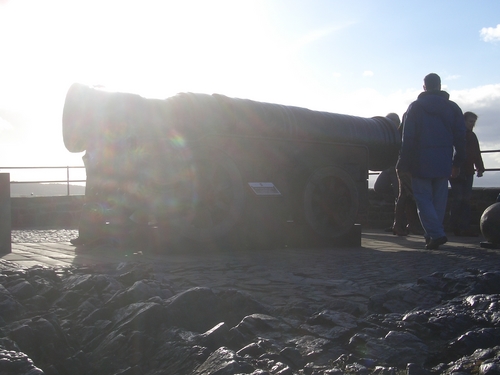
449;111;485;236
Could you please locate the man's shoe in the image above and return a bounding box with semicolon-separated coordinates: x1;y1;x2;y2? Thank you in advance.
425;236;447;250
70;237;87;246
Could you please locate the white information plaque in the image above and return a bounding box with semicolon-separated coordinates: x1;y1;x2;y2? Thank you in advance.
248;182;281;196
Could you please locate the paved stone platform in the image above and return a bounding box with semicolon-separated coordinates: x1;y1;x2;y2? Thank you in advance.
3;228;495;264
3;229;498;271
2;229;499;311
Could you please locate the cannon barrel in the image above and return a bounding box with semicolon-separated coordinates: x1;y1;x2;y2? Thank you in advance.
63;83;400;171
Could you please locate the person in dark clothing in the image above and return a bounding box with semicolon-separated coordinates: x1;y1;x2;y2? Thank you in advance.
396;73;466;250
374;114;400;205
374;113;402;232
392;112;423;236
374;167;399;203
449;111;485;237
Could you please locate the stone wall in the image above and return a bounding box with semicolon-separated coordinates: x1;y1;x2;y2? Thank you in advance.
11;196;84;229
9;188;500;230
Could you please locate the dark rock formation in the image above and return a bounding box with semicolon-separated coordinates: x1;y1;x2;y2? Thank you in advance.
1;262;500;374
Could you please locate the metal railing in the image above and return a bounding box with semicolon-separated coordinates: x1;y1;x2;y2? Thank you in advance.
0;166;85;196
367;149;500;176
2;149;500;196
478;149;500;171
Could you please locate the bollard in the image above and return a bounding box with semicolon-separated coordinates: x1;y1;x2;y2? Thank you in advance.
0;173;11;254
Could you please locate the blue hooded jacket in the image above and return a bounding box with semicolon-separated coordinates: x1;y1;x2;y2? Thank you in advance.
397;90;466;178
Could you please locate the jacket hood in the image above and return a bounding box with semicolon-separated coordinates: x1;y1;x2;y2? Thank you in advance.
416;90;451;115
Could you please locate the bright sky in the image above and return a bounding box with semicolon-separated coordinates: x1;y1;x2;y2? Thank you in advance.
1;0;500;186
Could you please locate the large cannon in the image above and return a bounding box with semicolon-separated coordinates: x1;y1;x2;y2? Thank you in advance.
63;83;401;248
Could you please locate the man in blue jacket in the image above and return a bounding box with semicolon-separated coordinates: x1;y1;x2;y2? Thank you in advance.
396;73;466;250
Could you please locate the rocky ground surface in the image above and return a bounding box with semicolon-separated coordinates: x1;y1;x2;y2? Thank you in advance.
11;229;79;244
2;230;500;375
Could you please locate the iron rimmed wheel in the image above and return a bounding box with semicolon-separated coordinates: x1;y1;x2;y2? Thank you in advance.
303;166;359;238
170;148;245;242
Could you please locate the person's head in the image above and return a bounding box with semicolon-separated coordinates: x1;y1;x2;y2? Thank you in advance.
386;112;401;127
423;73;441;91
464;111;478;130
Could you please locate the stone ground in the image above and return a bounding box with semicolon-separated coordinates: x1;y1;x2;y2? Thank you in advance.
3;228;500;374
11;229;78;243
5;228;500;314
